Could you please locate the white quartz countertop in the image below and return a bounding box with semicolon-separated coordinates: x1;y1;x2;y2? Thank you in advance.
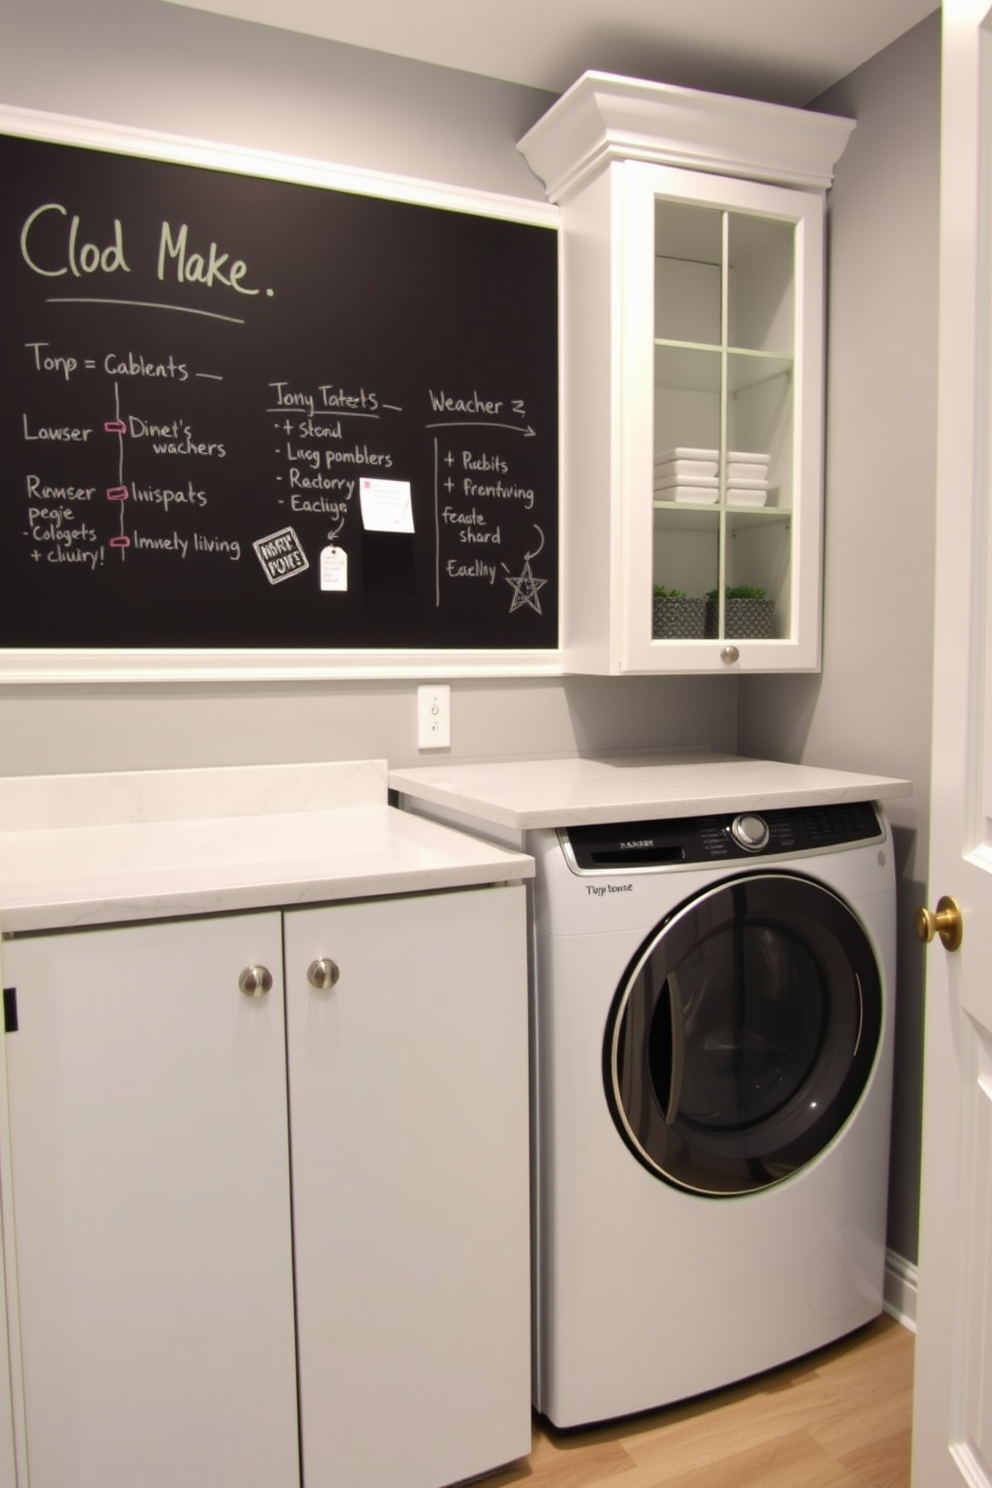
0;761;533;935
389;751;913;830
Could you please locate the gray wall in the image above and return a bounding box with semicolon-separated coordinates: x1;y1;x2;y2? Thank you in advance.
0;0;737;774
0;0;940;1266
739;12;941;1264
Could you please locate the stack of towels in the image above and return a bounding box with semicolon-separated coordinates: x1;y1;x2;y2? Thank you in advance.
653;448;770;507
725;450;770;507
653;447;719;504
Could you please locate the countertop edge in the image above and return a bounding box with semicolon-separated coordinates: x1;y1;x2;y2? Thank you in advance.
0;802;534;935
0;862;533;936
389;768;914;830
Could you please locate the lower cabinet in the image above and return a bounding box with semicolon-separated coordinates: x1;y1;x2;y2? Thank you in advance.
0;884;530;1488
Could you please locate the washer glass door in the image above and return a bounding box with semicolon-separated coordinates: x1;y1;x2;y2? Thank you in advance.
604;872;882;1196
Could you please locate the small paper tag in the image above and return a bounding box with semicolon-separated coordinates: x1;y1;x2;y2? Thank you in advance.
320;545;348;591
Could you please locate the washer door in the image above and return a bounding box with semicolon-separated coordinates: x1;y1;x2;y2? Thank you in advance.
604;872;883;1196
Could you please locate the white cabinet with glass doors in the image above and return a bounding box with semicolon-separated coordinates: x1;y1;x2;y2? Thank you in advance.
518;72;854;673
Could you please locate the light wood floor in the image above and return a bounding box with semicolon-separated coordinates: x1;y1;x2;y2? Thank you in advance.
487;1315;913;1488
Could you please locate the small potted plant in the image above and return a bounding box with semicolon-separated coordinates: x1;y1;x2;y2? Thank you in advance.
653;584;705;639
704;585;775;639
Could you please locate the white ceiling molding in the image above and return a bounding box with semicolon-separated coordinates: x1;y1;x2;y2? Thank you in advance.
517;71;857;201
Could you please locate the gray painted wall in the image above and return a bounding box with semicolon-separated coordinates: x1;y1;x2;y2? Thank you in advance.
739;12;940;1264
1;0;939;1265
0;0;554;201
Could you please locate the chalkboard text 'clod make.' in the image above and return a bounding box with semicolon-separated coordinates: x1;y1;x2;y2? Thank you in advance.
20;206;266;298
1;130;558;651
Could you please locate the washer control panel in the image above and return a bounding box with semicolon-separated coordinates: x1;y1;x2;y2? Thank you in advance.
562;800;884;873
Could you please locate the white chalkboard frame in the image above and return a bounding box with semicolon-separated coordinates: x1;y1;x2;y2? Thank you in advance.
0;103;562;683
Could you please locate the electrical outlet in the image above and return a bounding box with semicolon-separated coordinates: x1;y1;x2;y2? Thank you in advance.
417;685;451;750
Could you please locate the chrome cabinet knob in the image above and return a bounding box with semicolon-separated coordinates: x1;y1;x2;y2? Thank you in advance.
239;965;273;999
720;646;740;665
307;958;341;991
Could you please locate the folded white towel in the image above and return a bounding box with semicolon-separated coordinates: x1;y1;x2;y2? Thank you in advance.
726;487;769;507
727;462;769;482
655;458;719;481
654;446;719;465
654;473;718;491
655;485;720;504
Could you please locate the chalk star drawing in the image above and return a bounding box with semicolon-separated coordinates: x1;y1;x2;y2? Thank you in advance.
503;525;548;614
505;557;547;613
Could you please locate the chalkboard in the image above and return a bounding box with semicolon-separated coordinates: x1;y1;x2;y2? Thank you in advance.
0;129;559;656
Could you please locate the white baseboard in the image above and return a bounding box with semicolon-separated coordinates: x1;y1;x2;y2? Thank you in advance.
883;1248;918;1332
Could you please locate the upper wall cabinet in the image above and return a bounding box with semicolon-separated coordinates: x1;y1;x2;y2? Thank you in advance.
518;73;854;674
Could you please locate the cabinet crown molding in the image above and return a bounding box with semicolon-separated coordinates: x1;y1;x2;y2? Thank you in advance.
517;70;855;201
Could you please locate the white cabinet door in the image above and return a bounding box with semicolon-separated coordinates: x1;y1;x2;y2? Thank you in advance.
617;161;826;674
0;914;299;1488
285;885;531;1488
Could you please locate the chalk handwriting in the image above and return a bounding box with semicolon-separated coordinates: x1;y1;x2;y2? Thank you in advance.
22;415;93;443
19;205;264;299
20;204;129;278
429;389;502;415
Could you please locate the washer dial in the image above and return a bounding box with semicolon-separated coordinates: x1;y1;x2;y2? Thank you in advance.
731;813;770;852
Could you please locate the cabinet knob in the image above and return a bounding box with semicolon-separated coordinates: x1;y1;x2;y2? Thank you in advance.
238;964;273;999
307;958;341;991
720;646;740;665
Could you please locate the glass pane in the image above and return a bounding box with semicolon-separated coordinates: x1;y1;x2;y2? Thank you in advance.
727;349;793;518
654;200;723;345
652;509;719;642
720;512;791;641
654;346;721;463
727;213;795;355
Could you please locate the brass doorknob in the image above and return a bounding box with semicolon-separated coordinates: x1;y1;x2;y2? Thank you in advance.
239;964;273;998
914;896;963;952
307;958;341;991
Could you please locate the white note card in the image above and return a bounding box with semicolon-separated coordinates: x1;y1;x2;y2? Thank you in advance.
359;477;414;533
320;545;348;591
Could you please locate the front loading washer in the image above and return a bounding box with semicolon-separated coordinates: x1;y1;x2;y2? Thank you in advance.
531;799;896;1429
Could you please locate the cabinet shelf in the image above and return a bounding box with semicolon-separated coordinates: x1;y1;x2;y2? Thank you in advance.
653;502;792;521
654;343;794;394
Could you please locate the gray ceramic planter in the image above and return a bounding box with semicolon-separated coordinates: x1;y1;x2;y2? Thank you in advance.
652;596;706;639
704;598;775;639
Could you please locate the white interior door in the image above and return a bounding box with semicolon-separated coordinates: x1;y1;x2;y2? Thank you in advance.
913;5;992;1485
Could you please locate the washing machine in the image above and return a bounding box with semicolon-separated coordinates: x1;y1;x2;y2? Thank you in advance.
531;798;896;1429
